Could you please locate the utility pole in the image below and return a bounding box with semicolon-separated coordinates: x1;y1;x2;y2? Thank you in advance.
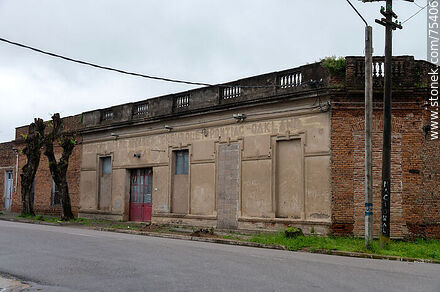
360;0;409;248
365;25;373;248
347;0;374;248
376;0;402;248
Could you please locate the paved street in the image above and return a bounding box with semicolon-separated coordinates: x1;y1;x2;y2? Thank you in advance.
0;220;439;292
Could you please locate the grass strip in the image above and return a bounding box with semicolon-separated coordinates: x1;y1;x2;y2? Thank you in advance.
249;232;440;261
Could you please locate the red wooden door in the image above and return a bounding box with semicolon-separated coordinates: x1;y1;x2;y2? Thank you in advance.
129;169;153;222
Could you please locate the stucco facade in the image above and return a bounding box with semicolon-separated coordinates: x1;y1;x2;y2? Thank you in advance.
79;98;332;233
2;55;438;238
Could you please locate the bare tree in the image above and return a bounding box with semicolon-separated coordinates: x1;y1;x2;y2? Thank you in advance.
20;118;45;216
44;113;76;221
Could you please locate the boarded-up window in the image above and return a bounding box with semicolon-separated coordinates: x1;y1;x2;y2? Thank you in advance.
175;150;189;175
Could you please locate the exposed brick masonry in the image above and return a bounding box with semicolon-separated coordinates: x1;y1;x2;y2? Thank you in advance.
0;142;16;210
9;115;82;216
331;56;438;238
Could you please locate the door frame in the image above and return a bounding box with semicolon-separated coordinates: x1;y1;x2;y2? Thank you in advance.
129;168;153;222
271;132;306;219
97;154;113;211
4;170;13;211
168;146;191;215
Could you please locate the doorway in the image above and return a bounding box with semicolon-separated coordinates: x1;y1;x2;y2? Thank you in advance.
171;150;189;214
98;156;112;211
276;139;303;218
4;171;13;210
216;143;240;229
129;168;153;222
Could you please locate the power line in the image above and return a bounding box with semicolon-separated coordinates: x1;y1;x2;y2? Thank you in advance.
0;36;320;89
346;0;369;26
0;37;213;87
402;2;429;24
412;1;424;8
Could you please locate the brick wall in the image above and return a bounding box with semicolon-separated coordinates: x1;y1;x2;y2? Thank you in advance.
10;115;82;216
329;57;439;239
330;105;355;235
0;141;16;210
330;91;434;238
410;109;440;238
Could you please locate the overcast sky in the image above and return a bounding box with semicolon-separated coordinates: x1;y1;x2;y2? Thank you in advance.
0;0;427;142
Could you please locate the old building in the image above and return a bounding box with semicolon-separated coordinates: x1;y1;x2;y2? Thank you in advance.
0;116;82;216
331;56;438;238
77;55;438;237
1;55;438;238
0;142;17;212
79;61;332;233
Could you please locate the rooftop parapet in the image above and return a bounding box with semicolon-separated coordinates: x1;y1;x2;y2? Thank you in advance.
345;56;434;90
81;62;328;129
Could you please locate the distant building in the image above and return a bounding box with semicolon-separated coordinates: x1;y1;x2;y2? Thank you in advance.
1;56;438;238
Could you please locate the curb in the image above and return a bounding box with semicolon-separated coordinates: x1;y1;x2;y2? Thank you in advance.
0;217;63;226
93;227;287;251
2;217;439;264
303;248;440;264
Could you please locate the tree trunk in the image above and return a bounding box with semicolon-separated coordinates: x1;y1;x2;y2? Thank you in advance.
60;180;74;221
44;113;76;221
20;119;45;216
21;167;35;215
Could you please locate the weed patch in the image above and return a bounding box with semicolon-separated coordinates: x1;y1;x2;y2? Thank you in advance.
249;232;440;261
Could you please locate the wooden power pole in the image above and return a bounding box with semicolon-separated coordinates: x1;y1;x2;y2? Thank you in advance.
360;0;409;248
376;0;402;248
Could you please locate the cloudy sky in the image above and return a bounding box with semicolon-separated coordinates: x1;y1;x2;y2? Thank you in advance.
0;0;427;142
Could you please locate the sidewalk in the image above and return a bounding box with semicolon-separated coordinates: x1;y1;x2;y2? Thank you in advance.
0;274;30;292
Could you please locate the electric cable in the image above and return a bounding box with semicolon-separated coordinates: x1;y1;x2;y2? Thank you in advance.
402;2;430;24
0;36;320;89
346;0;369;26
0;37;212;87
